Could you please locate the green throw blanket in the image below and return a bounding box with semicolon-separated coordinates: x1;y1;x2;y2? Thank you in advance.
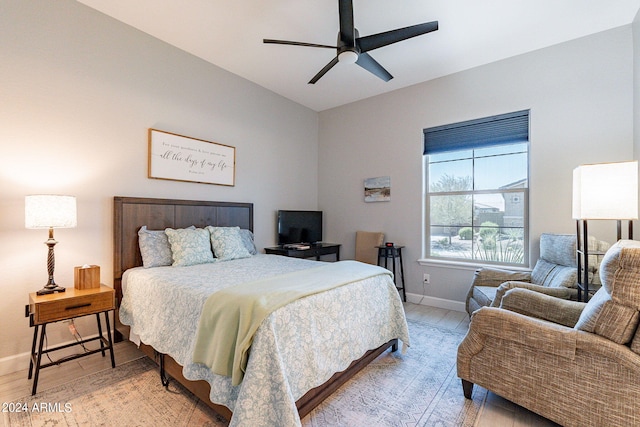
192;260;392;385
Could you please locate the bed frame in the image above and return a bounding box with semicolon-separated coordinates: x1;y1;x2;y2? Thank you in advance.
113;196;398;421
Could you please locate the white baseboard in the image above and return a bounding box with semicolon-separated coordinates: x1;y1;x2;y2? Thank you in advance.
405;292;466;313
0;351;31;377
0;332;108;377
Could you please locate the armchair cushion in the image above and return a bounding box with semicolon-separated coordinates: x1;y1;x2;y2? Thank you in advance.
538;233;576;267
575;288;639;344
530;233;577;288
575;240;640;345
599;240;640;306
469;286;499;311
466;268;530;315
531;259;577;288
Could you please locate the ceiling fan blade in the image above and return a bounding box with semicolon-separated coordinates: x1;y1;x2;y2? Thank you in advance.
338;0;355;46
356;52;393;82
309;57;340;84
263;39;336;49
357;21;438;53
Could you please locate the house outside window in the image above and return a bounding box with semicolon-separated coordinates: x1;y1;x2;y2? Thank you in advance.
423;110;530;266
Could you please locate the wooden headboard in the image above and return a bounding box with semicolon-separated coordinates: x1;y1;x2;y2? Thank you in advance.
113;196;253;305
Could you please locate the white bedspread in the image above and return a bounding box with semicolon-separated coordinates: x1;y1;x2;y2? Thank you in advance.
119;254;410;427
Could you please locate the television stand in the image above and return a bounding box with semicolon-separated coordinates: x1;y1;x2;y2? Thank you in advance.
264;243;341;261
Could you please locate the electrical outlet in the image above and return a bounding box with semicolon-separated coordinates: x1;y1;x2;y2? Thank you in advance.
423;273;430;284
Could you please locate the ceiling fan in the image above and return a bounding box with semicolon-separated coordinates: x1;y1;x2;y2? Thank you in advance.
263;0;438;84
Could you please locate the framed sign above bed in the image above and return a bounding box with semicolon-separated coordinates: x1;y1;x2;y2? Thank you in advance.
148;128;236;186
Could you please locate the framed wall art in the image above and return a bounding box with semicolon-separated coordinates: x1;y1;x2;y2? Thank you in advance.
148;128;236;186
364;176;391;202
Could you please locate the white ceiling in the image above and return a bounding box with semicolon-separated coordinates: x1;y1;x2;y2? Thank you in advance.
77;0;640;112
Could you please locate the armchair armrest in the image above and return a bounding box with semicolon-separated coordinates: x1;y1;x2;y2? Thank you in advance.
499;288;585;327
490;281;575;310
458;307;578;377
472;308;578;358
471;267;531;288
458;306;640;379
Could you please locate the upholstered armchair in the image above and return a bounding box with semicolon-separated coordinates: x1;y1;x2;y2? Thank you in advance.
457;239;640;427
466;233;578;316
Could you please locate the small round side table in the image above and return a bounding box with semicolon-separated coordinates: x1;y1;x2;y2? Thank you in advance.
376;245;406;302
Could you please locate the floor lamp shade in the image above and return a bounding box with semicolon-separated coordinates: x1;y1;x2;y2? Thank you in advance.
572;161;638;220
572;161;638;302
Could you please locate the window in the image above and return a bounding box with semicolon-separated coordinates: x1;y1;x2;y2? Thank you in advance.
423;110;529;266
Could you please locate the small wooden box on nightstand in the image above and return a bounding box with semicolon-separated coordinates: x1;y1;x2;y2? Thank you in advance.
74;265;100;290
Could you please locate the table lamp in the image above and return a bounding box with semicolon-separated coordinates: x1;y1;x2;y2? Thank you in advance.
25;195;77;295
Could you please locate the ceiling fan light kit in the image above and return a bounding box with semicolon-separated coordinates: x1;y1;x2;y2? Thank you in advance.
338;50;358;64
264;0;438;84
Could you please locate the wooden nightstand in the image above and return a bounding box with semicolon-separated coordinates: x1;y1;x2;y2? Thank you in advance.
25;285;116;395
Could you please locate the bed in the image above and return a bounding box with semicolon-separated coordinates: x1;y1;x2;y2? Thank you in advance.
113;196;410;426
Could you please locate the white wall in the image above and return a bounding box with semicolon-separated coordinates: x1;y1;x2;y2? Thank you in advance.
318;27;635;309
635;10;640;160
0;0;318;371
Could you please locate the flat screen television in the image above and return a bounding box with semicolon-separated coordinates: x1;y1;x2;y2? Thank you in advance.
277;210;323;245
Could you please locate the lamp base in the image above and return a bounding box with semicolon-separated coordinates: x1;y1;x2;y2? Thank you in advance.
36;285;66;296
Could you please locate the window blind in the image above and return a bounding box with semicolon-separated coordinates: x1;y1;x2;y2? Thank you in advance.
423;110;529;155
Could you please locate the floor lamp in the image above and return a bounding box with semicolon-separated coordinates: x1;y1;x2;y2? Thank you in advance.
572;161;638;302
25;195;77;295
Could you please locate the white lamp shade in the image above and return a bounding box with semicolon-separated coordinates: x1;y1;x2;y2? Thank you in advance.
572;161;638;220
25;195;77;229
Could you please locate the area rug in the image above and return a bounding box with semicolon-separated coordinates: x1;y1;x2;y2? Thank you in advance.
303;320;486;427
3;320;485;427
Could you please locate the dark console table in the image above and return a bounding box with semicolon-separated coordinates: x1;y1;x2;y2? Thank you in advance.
264;243;341;261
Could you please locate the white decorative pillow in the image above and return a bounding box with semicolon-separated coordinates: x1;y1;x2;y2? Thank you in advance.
165;227;214;267
207;226;251;261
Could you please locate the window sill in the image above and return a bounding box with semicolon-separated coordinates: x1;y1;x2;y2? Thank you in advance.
417;258;531;272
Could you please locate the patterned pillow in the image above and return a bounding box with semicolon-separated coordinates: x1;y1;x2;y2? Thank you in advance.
207;226;251;261
165;227;214;267
239;229;258;255
138;226;173;268
138;225;195;268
